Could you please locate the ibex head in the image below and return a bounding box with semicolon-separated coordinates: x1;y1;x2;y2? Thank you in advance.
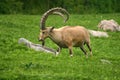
39;27;54;45
38;7;69;46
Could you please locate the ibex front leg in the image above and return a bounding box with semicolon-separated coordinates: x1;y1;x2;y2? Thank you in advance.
68;46;73;57
56;47;62;56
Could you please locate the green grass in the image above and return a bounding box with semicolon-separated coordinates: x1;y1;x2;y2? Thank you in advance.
0;14;120;80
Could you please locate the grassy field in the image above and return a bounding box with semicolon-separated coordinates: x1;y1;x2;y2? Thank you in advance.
0;14;120;80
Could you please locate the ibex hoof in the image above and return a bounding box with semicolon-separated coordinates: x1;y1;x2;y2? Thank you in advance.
55;52;59;56
70;54;73;57
86;55;88;58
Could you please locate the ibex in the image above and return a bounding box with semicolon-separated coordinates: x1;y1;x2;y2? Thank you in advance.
38;7;92;57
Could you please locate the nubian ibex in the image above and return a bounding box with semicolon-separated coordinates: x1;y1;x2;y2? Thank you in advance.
38;7;92;57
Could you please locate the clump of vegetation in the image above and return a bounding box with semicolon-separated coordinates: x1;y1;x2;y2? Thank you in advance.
0;0;120;14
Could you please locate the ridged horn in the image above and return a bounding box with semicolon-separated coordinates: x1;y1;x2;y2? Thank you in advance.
40;7;69;30
53;12;69;23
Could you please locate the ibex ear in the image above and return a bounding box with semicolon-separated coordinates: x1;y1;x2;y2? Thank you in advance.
50;27;54;32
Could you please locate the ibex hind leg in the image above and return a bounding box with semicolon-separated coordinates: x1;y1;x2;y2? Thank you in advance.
86;42;92;56
80;45;88;58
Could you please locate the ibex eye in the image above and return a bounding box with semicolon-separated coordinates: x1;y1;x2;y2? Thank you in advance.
42;32;45;34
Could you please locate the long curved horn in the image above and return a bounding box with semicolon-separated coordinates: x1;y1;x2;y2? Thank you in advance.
40;7;69;30
53;12;68;23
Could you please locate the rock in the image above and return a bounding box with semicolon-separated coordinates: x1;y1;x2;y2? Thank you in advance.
98;19;120;31
18;38;57;54
88;30;109;38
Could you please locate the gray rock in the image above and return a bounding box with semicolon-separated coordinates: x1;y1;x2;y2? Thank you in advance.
18;38;57;54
